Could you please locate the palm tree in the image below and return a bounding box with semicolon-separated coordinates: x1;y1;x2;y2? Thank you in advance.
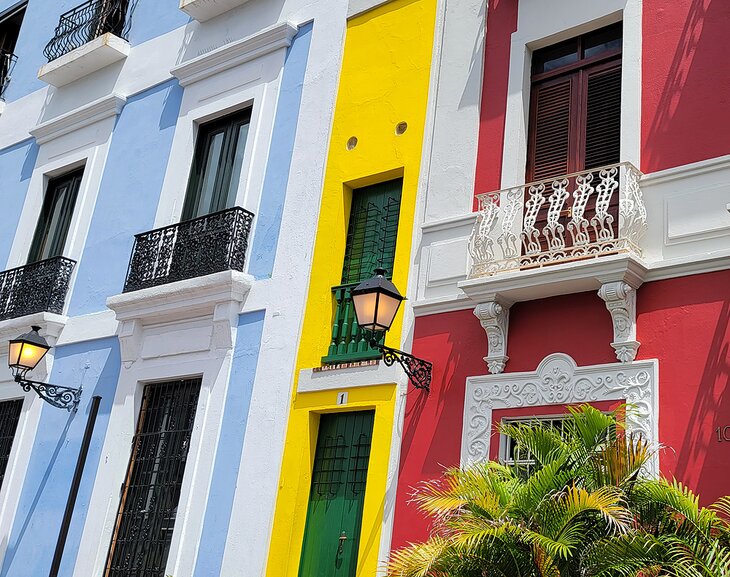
387;405;730;577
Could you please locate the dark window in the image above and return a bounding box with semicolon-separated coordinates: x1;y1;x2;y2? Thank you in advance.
181;109;251;221
527;22;622;181
0;399;23;491
105;379;200;577
341;179;402;284
0;2;26;99
27;168;83;264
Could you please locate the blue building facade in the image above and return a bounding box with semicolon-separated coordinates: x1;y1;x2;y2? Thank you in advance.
0;1;344;575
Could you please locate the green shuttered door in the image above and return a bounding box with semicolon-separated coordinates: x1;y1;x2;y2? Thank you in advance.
298;411;375;577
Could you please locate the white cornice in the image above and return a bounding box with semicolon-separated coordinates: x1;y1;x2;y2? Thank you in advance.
30;93;126;145
421;212;476;234
642;154;730;186
171;21;298;87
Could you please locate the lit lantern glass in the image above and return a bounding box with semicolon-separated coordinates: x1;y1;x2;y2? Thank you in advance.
8;326;51;379
351;269;404;333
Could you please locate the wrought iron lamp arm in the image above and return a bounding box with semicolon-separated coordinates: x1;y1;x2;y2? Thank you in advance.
373;343;432;392
14;375;82;412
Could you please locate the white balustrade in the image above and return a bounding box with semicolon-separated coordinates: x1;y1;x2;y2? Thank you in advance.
468;162;647;278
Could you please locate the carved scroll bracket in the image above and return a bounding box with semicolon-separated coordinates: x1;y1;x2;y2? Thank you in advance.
474;299;512;374
598;281;640;363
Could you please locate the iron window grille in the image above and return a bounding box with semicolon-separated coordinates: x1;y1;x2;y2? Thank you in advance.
0;256;76;321
105;379;200;577
122;206;254;293
500;415;614;474
0;49;16;100
0;399;23;490
43;0;136;62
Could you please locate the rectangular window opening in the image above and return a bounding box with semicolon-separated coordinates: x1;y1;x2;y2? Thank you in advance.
0;2;27;100
0;399;23;491
104;379;201;577
27;167;84;264
181;108;252;222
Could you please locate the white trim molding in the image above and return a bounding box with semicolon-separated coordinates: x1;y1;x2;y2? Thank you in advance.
461;353;659;475
598;281;640;362
179;0;253;22
473;300;511;374
297;361;404;393
30;93;126;145
171;22;298;87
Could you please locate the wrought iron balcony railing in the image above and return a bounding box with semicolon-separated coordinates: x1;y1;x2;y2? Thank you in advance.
322;283;383;365
43;0;133;62
468;162;647;278
0;257;76;321
0;49;17;101
123;206;254;293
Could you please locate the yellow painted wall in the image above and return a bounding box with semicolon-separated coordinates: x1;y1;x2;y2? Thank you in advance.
265;0;437;575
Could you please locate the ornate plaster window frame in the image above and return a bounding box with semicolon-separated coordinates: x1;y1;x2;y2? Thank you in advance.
461;353;659;475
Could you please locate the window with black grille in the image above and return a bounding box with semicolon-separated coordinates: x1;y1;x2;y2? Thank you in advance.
0;2;26;100
0;399;23;491
105;379;200;577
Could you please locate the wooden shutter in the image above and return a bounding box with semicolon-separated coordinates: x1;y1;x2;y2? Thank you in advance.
584;64;622;169
341;179;402;284
527;77;574;182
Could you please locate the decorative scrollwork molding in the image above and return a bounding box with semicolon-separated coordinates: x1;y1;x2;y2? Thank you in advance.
461;353;658;476
474;301;511;374
598;281;640;362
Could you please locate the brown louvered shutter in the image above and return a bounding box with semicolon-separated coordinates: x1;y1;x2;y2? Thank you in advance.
527;77;574;182
584;64;622;169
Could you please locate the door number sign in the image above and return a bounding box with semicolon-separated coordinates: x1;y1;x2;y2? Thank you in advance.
336;392;349;405
717;426;730;442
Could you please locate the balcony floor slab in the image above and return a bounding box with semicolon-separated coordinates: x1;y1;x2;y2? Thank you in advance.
458;253;648;305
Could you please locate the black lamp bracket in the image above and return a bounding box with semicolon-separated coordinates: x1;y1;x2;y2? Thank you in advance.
15;375;82;412
375;343;432;392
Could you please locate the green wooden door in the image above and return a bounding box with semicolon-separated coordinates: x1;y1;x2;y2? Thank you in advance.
298;411;375;577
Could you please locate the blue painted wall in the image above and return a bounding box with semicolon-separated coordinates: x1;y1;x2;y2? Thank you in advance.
0;337;121;577
1;0;188;102
193;310;265;577
248;23;313;279
68;79;183;315
0;139;38;268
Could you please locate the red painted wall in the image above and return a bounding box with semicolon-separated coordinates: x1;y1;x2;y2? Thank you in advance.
473;0;518;207
642;0;730;173
392;273;730;550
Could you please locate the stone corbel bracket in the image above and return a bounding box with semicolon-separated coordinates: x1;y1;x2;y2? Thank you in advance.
598;281;640;363
474;299;512;374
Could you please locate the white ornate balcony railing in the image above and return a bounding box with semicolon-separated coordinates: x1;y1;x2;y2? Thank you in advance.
468;162;647;278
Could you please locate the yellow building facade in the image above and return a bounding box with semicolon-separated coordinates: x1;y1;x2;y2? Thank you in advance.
265;0;438;575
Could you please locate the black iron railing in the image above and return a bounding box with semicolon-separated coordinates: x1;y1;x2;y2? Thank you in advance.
0;50;17;101
123;206;255;293
0;257;76;321
43;0;134;62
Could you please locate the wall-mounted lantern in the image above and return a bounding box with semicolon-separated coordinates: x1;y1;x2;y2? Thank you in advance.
351;269;432;391
7;326;81;411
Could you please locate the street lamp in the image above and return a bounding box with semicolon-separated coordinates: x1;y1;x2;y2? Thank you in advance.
7;326;81;411
351;269;432;391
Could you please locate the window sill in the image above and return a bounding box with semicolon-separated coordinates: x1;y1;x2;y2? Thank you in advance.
179;0;252;22
38;33;130;88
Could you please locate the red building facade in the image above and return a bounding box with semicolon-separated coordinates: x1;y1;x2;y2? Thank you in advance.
392;0;730;549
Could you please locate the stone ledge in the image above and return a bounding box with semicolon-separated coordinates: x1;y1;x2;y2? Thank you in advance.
458;254;648;305
107;270;254;324
38;33;130;88
180;0;253;22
